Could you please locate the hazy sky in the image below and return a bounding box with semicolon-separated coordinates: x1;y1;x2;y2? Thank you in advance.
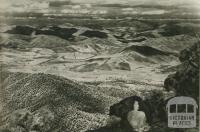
0;0;200;13
1;0;200;5
73;0;200;5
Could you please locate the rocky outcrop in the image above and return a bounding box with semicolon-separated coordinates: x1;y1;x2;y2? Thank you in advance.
109;96;149;121
87;91;172;132
87;96;146;132
109;91;168;125
164;42;199;102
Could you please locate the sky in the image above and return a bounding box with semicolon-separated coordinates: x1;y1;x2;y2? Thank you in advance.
73;0;200;5
1;0;200;4
0;0;199;14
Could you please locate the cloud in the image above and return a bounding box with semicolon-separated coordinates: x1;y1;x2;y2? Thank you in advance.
141;10;167;15
72;5;81;9
72;0;200;5
122;8;134;11
0;0;49;13
0;0;199;14
61;8;107;15
122;8;168;15
49;0;72;7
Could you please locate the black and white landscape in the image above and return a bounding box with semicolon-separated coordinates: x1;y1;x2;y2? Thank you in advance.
0;0;199;132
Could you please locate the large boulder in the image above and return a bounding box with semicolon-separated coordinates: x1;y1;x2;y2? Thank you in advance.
87;91;174;132
109;91;169;126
